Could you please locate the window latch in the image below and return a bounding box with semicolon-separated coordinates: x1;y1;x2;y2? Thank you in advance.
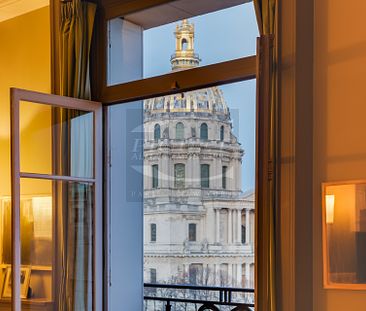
171;81;180;90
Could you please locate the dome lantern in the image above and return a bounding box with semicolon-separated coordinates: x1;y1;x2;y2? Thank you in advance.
170;19;201;71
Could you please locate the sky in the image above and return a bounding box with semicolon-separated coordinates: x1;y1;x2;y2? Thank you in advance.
142;3;259;192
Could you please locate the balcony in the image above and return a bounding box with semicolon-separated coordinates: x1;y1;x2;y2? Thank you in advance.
144;283;255;311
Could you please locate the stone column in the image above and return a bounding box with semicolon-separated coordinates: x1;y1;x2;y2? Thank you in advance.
208;264;215;285
228;264;233;286
236;159;242;190
229;162;234;190
183;264;189;281
214;264;220;286
192;154;200;188
215;208;220;243
237;209;242;244
245;263;250;287
252;210;256;248
236;263;242;287
186;153;193;188
212;157;218;189
228;209;232;244
245;209;250;244
144;160;149;189
161;153;169;188
232;210;237;243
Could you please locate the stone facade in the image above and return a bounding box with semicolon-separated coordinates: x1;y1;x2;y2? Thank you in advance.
143;19;255;288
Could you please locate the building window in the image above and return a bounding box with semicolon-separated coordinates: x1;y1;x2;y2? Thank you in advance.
174;163;185;188
220;125;224;141
222;166;227;189
241;225;246;244
176;122;184;140
189;264;202;285
150;224;157;242
154;124;160;141
200;123;208;140
152;164;159;189
188;223;197;241
201;164;210;188
150;268;157;283
220;263;229;286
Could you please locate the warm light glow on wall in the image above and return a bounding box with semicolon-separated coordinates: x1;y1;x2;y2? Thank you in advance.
325;194;335;224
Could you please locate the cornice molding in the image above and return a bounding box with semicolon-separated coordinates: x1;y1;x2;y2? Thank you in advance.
0;0;48;22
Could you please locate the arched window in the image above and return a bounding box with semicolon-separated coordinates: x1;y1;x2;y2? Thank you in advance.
181;38;188;51
154;124;160;141
200;123;208;140
220;125;224;141
176;122;184;140
174;163;185;188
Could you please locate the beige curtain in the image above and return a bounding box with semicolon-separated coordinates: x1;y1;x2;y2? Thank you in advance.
59;0;96;99
253;1;277;311
55;0;96;310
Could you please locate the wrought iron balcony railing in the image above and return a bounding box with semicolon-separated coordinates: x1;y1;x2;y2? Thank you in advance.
144;283;255;311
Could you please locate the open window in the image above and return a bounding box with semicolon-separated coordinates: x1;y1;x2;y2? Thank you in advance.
8;89;103;311
97;1;269;310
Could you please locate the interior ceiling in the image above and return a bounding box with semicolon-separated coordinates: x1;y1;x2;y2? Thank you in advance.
0;0;48;23
125;0;252;30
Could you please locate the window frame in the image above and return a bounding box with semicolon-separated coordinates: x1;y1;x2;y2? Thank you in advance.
242;224;246;244
154;123;160;141
175;122;184;140
152;164;159;189
188;223;197;242
222;165;228;189
150;268;157;283
200;164;210;188
220;125;225;141
150;223;157;242
200;123;208;141
174;163;185;188
90;0;257;104
51;1;276;310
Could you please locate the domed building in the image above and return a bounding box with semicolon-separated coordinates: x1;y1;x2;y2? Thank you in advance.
143;19;255;288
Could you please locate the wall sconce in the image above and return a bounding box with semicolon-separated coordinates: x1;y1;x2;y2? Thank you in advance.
325;194;335;224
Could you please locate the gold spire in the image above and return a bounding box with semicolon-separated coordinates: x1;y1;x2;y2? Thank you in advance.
170;19;200;71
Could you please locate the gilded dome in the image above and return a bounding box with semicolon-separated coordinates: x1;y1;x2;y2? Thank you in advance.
144;19;230;119
144;86;229;116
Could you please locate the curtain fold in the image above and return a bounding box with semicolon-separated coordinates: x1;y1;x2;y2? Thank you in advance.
253;1;277;311
254;0;276;35
60;0;96;99
55;0;96;310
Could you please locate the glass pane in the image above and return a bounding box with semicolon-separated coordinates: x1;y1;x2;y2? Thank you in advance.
0;196;12;303
107;0;258;85
323;182;366;289
174;164;185;188
14;178;94;310
19;101;94;178
108;101;144;310
143;80;256;309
